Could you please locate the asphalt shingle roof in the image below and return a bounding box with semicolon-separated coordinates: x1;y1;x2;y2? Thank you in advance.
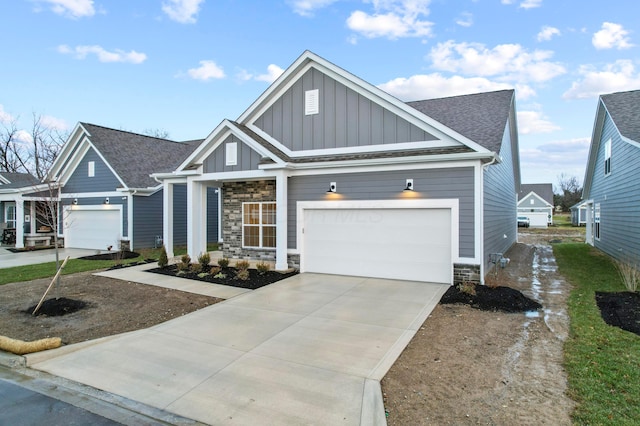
0;172;39;189
601;89;640;143
80;123;201;188
407;89;514;153
519;183;554;205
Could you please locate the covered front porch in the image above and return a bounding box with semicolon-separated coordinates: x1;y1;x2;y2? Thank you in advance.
0;196;59;249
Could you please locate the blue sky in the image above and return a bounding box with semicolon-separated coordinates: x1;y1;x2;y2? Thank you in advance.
1;0;638;189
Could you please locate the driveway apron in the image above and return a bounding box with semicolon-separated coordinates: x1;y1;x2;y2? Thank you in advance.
27;273;448;425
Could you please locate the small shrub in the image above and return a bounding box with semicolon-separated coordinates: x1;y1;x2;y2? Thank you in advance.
198;252;211;268
209;266;221;275
218;257;230;268
191;263;203;274
235;268;250;280
236;259;250;271
214;272;227;279
197;272;209;278
176;270;187;276
614;258;640;292
458;281;477;296
181;254;191;265
484;275;499;289
176;261;190;272
256;261;270;274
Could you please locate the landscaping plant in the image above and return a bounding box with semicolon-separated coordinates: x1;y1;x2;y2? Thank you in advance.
158;246;168;268
197;252;211;269
217;257;229;268
256;261;270;274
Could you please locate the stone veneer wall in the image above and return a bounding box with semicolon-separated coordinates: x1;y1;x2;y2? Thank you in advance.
222;180;277;262
453;263;481;285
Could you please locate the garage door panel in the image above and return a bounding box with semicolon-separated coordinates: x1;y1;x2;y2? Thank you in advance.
66;208;121;250
303;208;452;283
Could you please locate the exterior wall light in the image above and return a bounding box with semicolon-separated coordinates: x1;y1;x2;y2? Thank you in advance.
404;179;414;191
73;198;78;205
104;197;110;205
327;182;337;193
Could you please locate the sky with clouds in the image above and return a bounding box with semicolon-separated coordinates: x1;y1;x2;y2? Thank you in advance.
1;0;638;189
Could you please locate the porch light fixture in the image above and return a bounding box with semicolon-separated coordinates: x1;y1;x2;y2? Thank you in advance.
73;198;78;205
327;182;337;193
404;179;414;191
104;197;110;205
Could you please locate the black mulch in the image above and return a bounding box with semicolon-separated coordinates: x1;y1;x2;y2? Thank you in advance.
78;251;141;261
440;284;542;313
25;298;88;317
595;291;640;336
147;265;298;290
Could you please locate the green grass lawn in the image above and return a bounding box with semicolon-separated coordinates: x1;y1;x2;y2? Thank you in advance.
0;243;219;286
554;243;640;425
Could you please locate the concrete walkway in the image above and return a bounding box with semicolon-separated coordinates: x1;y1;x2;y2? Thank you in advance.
27;272;448;425
0;246;109;269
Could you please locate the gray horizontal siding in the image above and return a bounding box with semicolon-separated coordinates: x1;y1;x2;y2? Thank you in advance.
288;167;475;258
132;191;163;249
203;135;262;173
483;122;517;272
254;67;437;151
519;193;549;208
62;147;122;193
590;113;640;261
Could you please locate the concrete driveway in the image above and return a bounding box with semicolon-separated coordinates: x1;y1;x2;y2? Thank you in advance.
27;273;448;425
0;247;108;269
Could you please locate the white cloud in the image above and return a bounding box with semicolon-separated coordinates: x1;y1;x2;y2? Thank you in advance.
377;73;525;101
287;0;338;17
40;115;69;131
186;60;225;81
520;138;590;184
236;64;285;84
592;22;633;50
429;40;566;83
455;12;473;28
520;0;542;9
15;130;33;144
57;45;147;64
537;26;560;42
563;60;640;99
347;0;433;39
36;0;95;19
517;110;561;134
0;105;15;123
162;0;204;24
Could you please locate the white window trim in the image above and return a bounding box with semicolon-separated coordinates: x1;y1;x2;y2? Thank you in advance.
242;202;276;249
594;203;601;241
4;203;16;228
604;139;611;176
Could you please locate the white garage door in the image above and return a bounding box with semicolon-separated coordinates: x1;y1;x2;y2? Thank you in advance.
65;208;121;250
527;212;549;228
302;207;452;283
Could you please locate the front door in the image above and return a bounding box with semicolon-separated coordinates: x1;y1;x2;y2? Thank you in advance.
4;203;16;228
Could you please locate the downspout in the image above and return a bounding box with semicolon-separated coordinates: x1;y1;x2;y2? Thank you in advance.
478;153;501;284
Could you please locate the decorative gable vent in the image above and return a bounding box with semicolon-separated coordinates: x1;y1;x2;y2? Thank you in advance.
226;142;238;166
305;89;319;115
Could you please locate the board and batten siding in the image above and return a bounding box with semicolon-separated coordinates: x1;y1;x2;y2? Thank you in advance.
483;122;517;272
171;184;219;247
288;167;475;258
253;68;437;151
62;148;121;193
203;135;262;173
589;113;640;261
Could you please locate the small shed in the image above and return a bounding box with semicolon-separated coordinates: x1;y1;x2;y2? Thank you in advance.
570;201;588;226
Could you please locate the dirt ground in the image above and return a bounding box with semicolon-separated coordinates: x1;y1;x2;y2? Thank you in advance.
0;271;220;345
381;228;584;425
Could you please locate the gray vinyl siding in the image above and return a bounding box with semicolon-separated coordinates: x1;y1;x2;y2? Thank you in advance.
288;167;475;258
132;191;163;249
483;122;517;272
254;68;437;151
519;193;549;208
203;135;262;173
60;197;128;238
589;113;640;261
62;147;122;193
171;184;219;246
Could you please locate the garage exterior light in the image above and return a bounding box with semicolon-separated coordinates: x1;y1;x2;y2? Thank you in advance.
404;179;414;191
327;182;337;193
104;197;110;205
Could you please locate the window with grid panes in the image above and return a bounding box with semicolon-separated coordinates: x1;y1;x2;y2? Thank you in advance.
242;202;276;248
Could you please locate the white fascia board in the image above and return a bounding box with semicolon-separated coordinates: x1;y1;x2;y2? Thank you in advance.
582;100;607;198
47;122;87;180
190;169;281;182
175;120;286;172
0;175;10;184
58;191;124;199
238;51;491;155
288;158;483;177
116;186;162;196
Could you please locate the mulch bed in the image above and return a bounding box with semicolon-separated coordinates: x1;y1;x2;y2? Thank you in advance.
147;264;298;290
26;298;87;317
7;246;59;253
440;283;542;313
78;251;141;261
595;291;640;336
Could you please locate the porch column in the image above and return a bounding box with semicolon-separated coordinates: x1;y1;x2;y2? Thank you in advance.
187;179;207;258
15;199;24;249
163;182;174;258
275;171;288;271
29;202;36;236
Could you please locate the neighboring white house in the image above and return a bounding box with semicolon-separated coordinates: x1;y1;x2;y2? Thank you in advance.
518;183;554;228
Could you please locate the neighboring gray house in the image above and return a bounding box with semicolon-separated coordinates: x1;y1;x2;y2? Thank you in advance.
582;89;640;260
45;123;220;250
0;172;41;247
153;51;521;285
570;200;588;226
517;183;554;227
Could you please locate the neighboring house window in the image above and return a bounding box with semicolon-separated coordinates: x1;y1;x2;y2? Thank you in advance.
242;202;276;248
4;204;16;228
305;89;319;115
88;161;95;177
604;139;611;176
594;203;601;240
226;142;238;166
